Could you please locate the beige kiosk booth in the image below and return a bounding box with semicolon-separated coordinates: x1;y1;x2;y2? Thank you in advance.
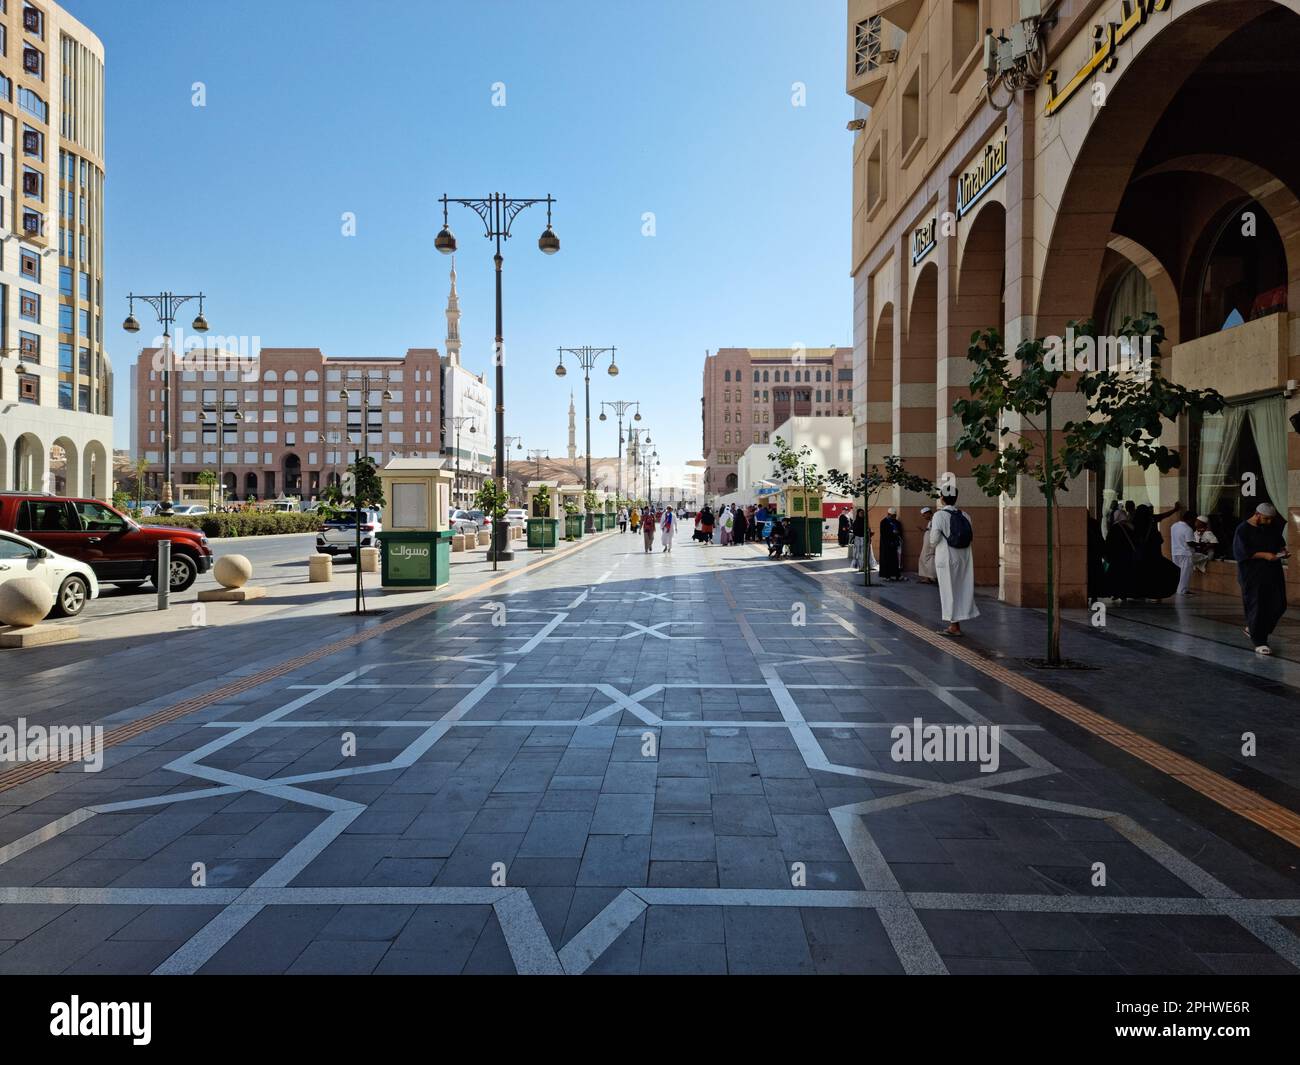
377;459;455;588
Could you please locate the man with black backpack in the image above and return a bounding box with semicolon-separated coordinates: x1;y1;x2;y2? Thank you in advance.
928;491;979;636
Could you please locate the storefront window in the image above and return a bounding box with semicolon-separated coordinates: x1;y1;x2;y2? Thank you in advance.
1197;201;1287;337
1191;396;1288;546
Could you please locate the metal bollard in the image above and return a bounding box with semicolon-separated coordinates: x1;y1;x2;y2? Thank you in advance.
156;539;171;611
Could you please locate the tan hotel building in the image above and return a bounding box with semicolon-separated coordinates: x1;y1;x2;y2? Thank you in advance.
848;0;1300;606
0;1;111;499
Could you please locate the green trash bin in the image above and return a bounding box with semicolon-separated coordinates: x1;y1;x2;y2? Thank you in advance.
527;517;558;548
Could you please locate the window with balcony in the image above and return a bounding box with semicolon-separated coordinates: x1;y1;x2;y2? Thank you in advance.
22;46;41;78
19;330;38;360
19;374;38;403
17;87;46;121
22;126;42;158
19;289;39;320
19;247;38;279
23;5;42;38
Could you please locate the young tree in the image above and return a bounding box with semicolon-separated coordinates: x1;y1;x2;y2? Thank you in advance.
317;455;387;614
474;478;510;571
826;456;935;586
953;312;1224;665
196;469;217;508
133;456;151;513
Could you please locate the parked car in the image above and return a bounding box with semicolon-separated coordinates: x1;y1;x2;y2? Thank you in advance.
0;492;213;592
0;529;99;618
449;513;479;537
316;507;383;559
504;508;528;528
169;503;209;516
451;509;490;531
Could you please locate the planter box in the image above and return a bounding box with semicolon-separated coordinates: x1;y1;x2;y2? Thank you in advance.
565;513;584;539
527;517;558;549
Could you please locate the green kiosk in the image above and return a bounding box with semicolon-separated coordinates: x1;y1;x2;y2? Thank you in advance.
377;459;455;588
783;484;824;558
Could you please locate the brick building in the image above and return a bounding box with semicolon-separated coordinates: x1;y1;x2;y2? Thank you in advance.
701;346;852;497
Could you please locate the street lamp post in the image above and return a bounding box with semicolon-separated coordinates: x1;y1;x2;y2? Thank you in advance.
338;370;391;615
555;346;618;532
435;192;559;562
123;292;210;512
526;448;549;481
501;435;524;502
449;414;476;511
201;400;243;508
598;400;640;508
628;427;652;504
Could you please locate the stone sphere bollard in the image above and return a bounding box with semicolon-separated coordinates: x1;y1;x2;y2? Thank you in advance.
0;577;55;627
213;554;253;589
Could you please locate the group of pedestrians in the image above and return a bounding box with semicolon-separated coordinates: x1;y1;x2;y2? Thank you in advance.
693;504;761;546
619;504;677;553
1090;499;1288;655
838;496;980;636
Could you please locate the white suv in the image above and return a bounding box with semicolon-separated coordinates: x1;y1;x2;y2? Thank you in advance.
316;507;383;559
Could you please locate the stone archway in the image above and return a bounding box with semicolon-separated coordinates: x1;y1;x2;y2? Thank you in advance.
0;433;7;492
13;433;46;493
947;200;1005;588
244;471;259;500
82;439;109;501
898;265;939;572
50;436;79;497
282;452;302;497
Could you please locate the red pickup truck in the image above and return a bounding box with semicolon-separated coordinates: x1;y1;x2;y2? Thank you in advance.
0;492;213;591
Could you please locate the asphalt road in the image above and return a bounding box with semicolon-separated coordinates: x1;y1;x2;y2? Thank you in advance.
73;532;326;622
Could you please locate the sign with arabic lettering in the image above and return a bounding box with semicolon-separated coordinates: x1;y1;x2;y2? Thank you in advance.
1044;0;1173;116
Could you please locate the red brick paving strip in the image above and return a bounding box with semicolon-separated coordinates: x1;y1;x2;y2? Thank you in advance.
0;534;608;795
798;562;1300;851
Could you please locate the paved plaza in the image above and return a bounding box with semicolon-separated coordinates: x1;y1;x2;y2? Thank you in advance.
0;528;1298;975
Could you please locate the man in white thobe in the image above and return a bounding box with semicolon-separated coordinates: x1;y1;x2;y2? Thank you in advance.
1170;513;1196;595
929;493;979;636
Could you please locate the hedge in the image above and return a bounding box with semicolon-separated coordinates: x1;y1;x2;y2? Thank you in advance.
142;512;324;538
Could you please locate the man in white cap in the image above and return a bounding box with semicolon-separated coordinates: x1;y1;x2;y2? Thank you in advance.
1190;514;1218;573
1232;503;1288;655
917;506;937;584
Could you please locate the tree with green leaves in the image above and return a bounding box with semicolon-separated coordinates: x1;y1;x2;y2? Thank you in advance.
826;456;935;586
532;484;552;518
474;478;510;571
767;435;824;492
132;456;151;513
953;312;1224;665
196;469;217;508
316;455;386;522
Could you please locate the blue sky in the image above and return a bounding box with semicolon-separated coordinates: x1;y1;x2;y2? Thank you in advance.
67;0;853;482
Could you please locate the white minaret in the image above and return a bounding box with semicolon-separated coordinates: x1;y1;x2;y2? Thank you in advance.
445;256;461;366
567;392;577;461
